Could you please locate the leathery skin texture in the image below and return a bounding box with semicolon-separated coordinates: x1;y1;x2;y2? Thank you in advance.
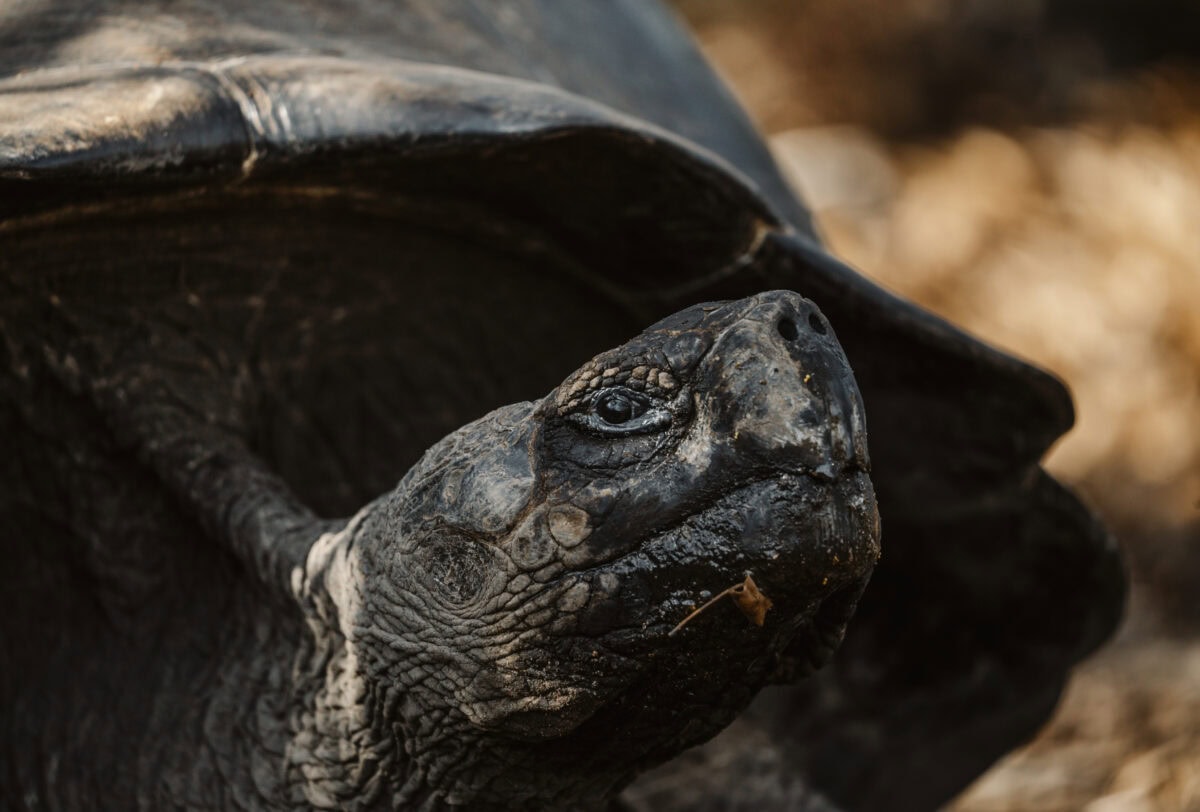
3;291;879;810
285;291;879;809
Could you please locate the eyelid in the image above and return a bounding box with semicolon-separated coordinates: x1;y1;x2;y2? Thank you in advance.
574;409;671;437
569;386;672;437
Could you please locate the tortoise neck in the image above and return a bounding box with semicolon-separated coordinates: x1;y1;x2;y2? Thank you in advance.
283;615;402;808
281;514;617;811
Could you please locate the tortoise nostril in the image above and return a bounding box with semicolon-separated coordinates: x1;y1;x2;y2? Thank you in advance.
777;316;800;342
807;312;827;335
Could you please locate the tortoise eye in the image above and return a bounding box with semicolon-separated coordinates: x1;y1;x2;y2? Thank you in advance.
575;387;671;437
595;391;645;424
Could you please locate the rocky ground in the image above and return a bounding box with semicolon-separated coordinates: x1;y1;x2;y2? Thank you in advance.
671;1;1200;809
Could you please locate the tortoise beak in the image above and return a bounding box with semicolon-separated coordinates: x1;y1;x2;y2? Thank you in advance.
702;289;871;480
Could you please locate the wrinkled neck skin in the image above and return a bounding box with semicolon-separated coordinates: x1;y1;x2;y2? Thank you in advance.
280;404;624;811
264;292;880;810
285;503;535;811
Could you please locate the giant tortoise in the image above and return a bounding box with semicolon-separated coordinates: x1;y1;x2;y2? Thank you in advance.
0;1;1124;810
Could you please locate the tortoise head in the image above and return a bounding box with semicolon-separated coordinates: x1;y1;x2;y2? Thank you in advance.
313;290;879;804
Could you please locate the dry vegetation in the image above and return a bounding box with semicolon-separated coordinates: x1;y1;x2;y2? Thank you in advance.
671;1;1200;808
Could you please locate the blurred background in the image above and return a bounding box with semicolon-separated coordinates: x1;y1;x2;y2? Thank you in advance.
668;1;1200;809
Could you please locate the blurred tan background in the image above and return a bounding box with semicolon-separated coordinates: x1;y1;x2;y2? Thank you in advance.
669;1;1200;809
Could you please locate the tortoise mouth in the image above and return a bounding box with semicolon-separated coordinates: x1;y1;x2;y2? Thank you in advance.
566;468;879;659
